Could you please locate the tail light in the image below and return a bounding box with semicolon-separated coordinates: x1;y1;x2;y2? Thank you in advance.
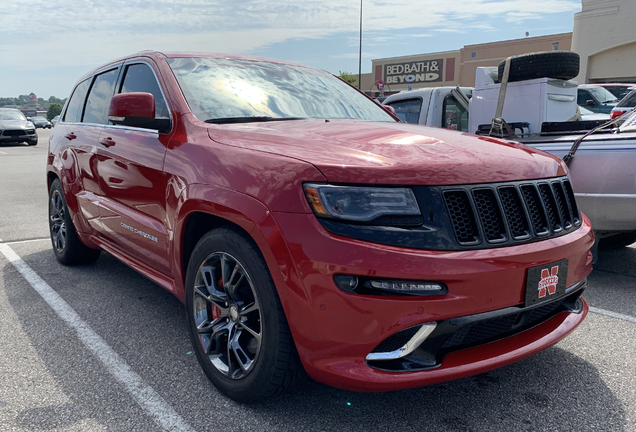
611;109;627;119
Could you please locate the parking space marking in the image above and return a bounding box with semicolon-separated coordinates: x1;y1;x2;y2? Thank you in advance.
2;238;50;245
0;150;7;155
0;241;197;432
589;306;636;324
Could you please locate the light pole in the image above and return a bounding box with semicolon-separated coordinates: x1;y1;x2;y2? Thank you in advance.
358;0;362;89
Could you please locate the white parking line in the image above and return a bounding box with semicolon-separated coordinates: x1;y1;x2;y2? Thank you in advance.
0;150;7;155
3;238;50;245
0;241;197;432
589;306;636;324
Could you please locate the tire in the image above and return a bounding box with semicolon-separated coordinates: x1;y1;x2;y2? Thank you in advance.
497;51;580;83
27;138;37;146
48;179;101;265
599;232;636;249
185;227;307;402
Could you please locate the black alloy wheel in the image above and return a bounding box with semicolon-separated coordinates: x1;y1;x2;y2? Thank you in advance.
185;228;307;402
192;251;262;379
48;179;100;265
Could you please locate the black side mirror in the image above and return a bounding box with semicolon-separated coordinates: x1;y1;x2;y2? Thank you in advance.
585;99;597;107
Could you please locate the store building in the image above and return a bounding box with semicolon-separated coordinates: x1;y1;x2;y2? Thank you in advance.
360;0;636;97
572;0;636;84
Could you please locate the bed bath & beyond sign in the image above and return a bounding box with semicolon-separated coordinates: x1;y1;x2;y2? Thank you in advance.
384;59;443;84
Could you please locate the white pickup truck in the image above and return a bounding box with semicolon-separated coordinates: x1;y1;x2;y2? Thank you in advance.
382;54;636;248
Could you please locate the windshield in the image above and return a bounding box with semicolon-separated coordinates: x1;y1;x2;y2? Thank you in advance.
0;110;26;121
586;86;618;104
167;58;394;123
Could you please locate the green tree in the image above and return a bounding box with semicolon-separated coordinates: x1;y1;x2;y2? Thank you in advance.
338;71;358;87
47;103;62;120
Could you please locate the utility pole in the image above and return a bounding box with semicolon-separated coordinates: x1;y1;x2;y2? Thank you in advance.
358;0;362;89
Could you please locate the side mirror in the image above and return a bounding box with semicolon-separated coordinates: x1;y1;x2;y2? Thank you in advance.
585;99;597;107
382;104;397;117
26;117;32;121
108;92;170;132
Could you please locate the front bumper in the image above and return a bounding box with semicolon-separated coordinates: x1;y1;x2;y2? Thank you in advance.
0;130;37;143
260;211;594;392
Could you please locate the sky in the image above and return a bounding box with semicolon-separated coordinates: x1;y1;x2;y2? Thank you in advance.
0;0;582;99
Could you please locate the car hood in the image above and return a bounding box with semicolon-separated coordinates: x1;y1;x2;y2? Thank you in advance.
0;120;33;130
208;119;566;185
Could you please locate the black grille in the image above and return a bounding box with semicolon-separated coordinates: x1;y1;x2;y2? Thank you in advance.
2;130;27;136
498;187;530;239
442;300;562;349
473;189;506;242
443;177;580;246
443;191;479;244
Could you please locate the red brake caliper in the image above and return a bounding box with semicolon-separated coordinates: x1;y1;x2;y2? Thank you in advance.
211;277;223;320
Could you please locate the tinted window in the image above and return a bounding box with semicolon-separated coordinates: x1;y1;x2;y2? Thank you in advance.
617;90;636;107
120;63;169;118
84;68;119;124
443;96;469;132
387;99;422;124
64;78;91;123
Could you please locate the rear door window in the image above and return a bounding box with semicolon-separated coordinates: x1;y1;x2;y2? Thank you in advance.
83;68;120;124
386;99;422;124
119;63;169;118
63;78;91;123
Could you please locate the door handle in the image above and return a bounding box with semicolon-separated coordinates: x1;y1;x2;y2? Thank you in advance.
99;137;116;148
64;132;77;140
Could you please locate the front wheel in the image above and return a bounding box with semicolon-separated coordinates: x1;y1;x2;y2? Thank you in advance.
27;138;38;146
185;228;307;402
48;179;101;264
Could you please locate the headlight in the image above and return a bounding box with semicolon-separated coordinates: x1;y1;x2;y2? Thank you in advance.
304;183;421;222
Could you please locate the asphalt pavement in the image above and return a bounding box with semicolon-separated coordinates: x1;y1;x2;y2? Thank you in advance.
0;128;634;431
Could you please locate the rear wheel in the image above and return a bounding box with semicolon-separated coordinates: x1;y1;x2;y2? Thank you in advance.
48;179;101;264
185;228;307;402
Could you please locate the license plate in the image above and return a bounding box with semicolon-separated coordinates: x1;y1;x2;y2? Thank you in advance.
524;259;568;307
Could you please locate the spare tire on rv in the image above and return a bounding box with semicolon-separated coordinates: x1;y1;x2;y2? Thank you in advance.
497;51;580;83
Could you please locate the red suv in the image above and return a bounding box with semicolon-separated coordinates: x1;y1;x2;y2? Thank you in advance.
47;51;594;402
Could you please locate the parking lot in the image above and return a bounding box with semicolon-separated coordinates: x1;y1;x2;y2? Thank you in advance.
0;128;634;432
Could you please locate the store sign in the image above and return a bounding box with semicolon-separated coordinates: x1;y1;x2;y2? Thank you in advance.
384;59;443;85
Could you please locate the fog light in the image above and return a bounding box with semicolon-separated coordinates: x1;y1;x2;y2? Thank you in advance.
334;275;446;296
368;280;443;293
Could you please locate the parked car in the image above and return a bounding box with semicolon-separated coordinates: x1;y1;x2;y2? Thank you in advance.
31;116;52;129
50;115;60;126
579;105;610;121
610;88;636;119
48;51;593;402
586;83;636;101
577;84;618;114
0;108;38;146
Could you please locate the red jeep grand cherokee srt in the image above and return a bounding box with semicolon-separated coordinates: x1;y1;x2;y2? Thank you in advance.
47;51;593;402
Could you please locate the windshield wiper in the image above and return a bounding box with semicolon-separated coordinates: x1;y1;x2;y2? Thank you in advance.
204;116;306;124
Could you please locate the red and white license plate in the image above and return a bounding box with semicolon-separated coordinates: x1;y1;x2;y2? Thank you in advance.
524;259;569;307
